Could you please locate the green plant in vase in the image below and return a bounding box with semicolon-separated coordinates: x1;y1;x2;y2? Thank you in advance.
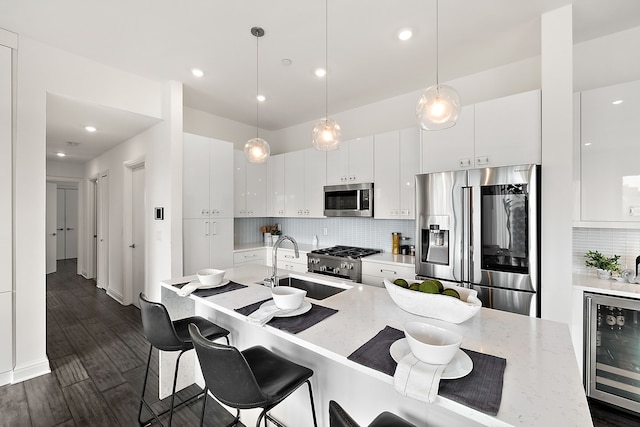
584;250;621;279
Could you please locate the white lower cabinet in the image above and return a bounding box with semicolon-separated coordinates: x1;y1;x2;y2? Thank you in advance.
0;292;11;377
183;218;234;275
361;260;415;288
233;248;267;266
276;249;308;273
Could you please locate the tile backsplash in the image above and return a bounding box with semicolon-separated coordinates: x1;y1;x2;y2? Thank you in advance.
235;217;416;253
573;227;640;273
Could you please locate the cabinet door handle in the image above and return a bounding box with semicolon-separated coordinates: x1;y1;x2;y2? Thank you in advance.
284;255;295;259
459;158;472;168
212;222;217;235
476;156;489;165
380;269;397;274
244;254;257;258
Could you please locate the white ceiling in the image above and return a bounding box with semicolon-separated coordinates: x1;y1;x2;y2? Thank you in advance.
2;0;640;163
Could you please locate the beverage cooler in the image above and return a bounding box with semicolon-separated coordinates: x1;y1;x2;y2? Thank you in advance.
584;292;640;414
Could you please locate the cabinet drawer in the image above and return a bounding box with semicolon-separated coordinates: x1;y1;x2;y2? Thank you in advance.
276;249;308;265
361;262;415;280
233;249;266;265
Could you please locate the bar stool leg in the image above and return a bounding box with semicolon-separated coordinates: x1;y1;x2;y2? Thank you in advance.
167;349;187;427
306;380;318;427
138;344;161;427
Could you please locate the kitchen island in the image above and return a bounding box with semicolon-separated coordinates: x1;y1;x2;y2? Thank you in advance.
160;264;592;427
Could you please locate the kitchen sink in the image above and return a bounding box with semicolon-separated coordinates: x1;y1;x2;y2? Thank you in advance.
277;276;348;300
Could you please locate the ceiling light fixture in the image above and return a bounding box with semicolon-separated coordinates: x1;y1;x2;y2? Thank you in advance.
416;0;460;130
84;126;97;132
191;68;204;78
257;94;266;102
244;27;270;164
612;99;624;105
312;0;341;151
315;68;326;78
398;29;413;41
56;152;66;157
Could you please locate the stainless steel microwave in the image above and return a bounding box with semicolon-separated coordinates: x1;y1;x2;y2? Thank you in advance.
324;183;374;217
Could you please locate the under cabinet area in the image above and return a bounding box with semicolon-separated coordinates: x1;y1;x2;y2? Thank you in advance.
421;89;541;173
326;136;374;185
374;128;420;219
577;80;640;223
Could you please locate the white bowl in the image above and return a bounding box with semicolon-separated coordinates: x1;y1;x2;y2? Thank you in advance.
196;269;225;287
384;279;482;324
404;321;462;365
272;286;307;310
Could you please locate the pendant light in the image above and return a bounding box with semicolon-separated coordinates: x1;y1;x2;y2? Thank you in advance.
312;0;342;151
416;0;460;131
244;26;271;163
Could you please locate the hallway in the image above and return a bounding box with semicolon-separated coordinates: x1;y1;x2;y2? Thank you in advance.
0;259;239;426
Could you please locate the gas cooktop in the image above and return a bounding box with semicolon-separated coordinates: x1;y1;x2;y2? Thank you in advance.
310;245;381;259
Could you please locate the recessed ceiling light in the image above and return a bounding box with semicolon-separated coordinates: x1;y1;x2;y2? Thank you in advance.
257;94;266;102
191;68;204;78
315;68;326;78
612;99;623;105
398;29;413;41
584;142;592;146
281;58;292;66
56;152;66;157
84;126;97;132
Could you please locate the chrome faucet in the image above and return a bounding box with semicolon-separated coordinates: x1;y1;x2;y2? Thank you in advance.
270;235;299;287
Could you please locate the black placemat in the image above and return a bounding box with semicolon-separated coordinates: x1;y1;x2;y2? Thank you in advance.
348;325;506;416
172;281;247;297
235;299;338;334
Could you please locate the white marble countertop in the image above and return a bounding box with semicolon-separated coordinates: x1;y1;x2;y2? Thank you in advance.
361;253;415;267
574;271;640;299
234;241;327;253
162;265;592;427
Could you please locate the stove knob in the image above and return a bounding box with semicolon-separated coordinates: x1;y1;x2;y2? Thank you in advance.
319;265;327;272
347;263;354;270
333;267;341;274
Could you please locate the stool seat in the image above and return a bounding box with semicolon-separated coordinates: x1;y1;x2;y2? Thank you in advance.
138;293;230;427
329;400;417;427
189;323;318;427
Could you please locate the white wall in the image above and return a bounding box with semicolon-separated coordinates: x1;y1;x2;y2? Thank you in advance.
46;159;85;179
12;34;167;383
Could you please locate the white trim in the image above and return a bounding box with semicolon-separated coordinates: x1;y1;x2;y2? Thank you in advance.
123;158;145;306
106;288;124;305
11;359;50;384
0;370;12;386
0;29;17;49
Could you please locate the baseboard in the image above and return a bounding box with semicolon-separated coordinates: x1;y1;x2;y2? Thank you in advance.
106;288;124;305
11;358;51;384
0;370;12;386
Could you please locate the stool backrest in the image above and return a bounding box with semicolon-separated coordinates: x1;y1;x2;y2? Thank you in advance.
329;400;361;427
139;293;183;351
189;324;268;409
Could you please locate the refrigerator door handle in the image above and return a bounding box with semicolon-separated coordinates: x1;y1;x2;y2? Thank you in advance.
462;186;472;283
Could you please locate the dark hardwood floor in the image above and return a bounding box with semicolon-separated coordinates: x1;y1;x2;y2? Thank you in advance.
1;259;640;426
0;259;241;427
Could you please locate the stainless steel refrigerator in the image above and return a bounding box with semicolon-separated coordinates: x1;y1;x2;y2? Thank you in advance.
415;164;540;316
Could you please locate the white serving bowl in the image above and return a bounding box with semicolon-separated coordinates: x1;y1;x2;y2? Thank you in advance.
384;279;482;324
196;268;225;287
272;287;307;310
404;321;462;365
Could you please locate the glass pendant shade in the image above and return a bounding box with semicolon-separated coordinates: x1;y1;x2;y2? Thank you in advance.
416;84;461;130
244;137;270;163
312;118;342;151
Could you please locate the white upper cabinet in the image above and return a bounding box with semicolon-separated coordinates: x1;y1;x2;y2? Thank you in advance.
375;128;420;219
234;150;267;217
326;136;374;185
267;154;286;217
474;89;541;168
183;133;233;219
421;90;541;173
284;148;327;217
579;80;640;222
422;104;475;173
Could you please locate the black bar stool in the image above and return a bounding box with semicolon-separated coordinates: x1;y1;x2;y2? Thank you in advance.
138;293;230;427
329;400;417;427
189;323;318;427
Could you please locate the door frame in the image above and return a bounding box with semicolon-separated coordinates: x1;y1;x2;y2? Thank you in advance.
95;170;109;291
123;158;145;306
46;176;84;276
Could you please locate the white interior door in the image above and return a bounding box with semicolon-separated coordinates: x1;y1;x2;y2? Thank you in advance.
131;166;145;307
96;172;109;290
56;188;65;260
65;188;78;258
46;183;58;274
